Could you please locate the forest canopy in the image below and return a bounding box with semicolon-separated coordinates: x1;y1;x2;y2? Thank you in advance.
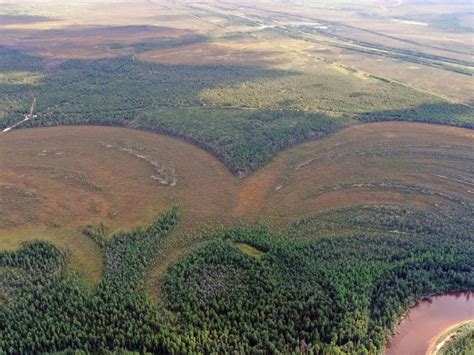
1;204;473;353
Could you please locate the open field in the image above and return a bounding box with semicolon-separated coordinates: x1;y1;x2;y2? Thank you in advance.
235;121;474;223
0;1;219;59
0;126;237;281
2;122;472;283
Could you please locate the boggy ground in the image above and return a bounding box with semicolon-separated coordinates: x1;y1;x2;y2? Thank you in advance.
1;122;473;284
0;126;238;282
235;121;474;224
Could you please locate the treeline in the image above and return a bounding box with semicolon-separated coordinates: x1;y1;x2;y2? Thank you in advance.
163;205;474;353
358;102;474;129
0;47;472;175
135;108;344;175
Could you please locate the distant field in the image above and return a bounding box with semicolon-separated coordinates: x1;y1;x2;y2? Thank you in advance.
210;0;474;104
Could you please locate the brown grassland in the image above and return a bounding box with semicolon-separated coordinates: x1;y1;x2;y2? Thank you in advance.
1;0;472;103
236;122;474;223
1;122;472;285
0;126;238;282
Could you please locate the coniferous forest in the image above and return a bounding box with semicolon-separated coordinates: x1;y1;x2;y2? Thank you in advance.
2;205;473;353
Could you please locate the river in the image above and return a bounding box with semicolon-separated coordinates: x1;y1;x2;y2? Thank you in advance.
386;291;474;355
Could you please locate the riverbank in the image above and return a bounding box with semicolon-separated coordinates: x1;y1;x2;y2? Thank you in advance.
386;291;474;355
428;321;474;355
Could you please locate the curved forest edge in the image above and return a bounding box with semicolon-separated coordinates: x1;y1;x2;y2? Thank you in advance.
2;203;473;353
0;46;472;176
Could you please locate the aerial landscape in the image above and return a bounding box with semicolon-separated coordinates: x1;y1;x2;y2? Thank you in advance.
0;0;473;353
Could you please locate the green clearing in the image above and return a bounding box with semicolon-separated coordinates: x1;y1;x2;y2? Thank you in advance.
199;69;447;114
236;242;265;259
0;71;43;86
0;47;472;175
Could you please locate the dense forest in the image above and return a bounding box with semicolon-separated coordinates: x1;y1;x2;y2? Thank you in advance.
1;209;179;353
1;204;473;353
163;204;474;353
0;46;472;175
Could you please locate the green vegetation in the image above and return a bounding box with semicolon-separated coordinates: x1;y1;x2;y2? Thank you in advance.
107;34;208;54
438;322;474;355
236;242;265;259
199;70;446;113
1;204;473;353
135;107;344;174
163;205;474;353
0;47;472;175
1;208;179;353
0;71;43;85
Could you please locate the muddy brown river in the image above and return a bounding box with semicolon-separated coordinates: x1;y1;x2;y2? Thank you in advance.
385;291;474;355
